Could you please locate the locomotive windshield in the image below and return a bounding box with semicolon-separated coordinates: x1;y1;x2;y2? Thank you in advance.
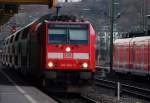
48;24;88;44
48;28;67;44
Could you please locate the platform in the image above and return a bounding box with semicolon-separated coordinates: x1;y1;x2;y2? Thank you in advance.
0;64;58;103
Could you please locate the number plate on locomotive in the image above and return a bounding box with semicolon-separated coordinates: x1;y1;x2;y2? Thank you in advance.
64;53;73;58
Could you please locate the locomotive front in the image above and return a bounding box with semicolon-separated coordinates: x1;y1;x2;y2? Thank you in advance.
41;21;96;87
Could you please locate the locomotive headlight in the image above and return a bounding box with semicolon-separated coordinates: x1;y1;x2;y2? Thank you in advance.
48;62;53;67
82;62;88;68
66;47;71;52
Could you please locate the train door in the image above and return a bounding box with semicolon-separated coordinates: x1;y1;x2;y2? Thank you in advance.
125;45;130;70
0;50;1;62
132;42;136;71
148;40;150;75
140;43;145;74
134;41;145;75
118;46;121;70
29;26;41;77
14;32;21;69
21;27;29;75
144;41;149;74
119;46;124;69
123;46;127;69
18;41;21;69
135;44;141;71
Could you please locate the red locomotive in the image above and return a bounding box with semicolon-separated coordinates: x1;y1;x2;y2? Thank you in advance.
1;15;96;92
113;31;150;76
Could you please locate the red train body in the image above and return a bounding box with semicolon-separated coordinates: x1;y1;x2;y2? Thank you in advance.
1;16;96;92
113;36;150;76
43;22;95;71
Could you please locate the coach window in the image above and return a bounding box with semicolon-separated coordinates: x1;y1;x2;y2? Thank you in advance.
3;41;6;46
3;41;5;46
22;27;29;39
15;32;20;41
6;39;9;45
10;35;14;43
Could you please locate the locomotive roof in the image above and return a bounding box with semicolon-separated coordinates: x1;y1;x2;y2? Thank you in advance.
3;14;91;42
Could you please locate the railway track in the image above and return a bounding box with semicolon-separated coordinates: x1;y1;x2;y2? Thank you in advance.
95;77;150;100
52;95;97;103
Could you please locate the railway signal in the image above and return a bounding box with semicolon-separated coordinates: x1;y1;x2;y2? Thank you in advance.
10;25;16;33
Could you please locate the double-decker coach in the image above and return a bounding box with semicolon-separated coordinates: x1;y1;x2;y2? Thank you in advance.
113;36;150;76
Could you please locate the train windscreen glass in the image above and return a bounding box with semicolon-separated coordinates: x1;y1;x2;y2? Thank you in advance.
69;29;88;44
48;24;88;44
48;29;67;44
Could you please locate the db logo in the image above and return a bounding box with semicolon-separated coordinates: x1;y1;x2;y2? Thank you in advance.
64;53;72;58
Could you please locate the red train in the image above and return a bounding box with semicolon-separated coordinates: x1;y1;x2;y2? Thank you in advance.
1;15;96;92
113;34;150;76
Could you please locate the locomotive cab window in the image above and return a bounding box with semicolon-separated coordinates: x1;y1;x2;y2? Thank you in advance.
48;24;88;44
69;29;88;44
48;29;67;44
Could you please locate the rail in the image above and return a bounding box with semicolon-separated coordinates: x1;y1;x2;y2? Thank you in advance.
52;95;97;103
96;65;110;73
81;95;98;103
95;77;150;100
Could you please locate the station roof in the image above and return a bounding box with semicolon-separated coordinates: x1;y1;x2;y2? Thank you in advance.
0;0;56;26
0;0;54;4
